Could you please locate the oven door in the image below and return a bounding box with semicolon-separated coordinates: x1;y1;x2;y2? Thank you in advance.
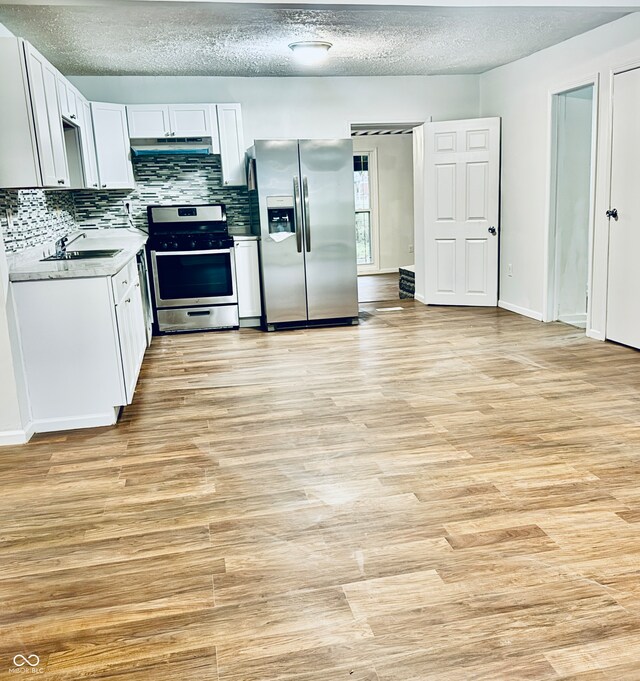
150;249;237;308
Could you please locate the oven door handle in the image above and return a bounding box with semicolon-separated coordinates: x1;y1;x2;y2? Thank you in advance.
152;249;232;256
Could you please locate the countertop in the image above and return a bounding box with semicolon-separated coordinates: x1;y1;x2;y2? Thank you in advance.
9;229;148;283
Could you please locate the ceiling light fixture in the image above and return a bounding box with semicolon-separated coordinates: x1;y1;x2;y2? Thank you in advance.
288;41;332;67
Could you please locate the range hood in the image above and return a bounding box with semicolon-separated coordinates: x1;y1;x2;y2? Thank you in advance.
131;137;212;157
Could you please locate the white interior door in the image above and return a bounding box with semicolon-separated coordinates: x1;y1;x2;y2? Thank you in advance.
425;117;500;305
606;67;640;349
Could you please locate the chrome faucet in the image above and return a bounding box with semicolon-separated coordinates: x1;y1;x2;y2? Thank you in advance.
55;233;86;258
54;236;68;258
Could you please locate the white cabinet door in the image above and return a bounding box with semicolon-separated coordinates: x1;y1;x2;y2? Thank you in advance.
126;104;170;138
115;278;146;403
24;43;69;188
235;240;262;319
425;117;500;306
169;104;216;140
57;75;79;123
91;102;135;189
78;97;99;189
217;103;246;186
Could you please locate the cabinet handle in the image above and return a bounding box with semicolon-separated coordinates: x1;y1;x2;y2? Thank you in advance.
92;183;98;187
164;132;170;137
123;280;128;285
101;184;107;188
171;131;176;136
70;114;76;120
58;179;65;184
135;282;140;288
125;298;131;304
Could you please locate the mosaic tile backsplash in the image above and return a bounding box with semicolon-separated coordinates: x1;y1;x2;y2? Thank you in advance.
0;190;76;253
74;155;251;235
1;155;251;254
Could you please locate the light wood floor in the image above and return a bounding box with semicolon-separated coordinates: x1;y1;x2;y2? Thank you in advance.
357;273;400;303
3;301;640;679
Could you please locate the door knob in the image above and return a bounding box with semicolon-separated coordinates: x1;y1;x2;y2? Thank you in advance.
488;226;497;235
606;208;619;221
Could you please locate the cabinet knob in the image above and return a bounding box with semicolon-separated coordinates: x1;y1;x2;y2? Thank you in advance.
135;282;140;288
92;183;98;187
101;184;107;188
123;280;128;285
58;179;65;184
164;132;170;137
125;298;131;304
70;114;76;120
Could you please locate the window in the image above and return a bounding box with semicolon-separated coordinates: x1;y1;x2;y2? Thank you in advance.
354;153;373;266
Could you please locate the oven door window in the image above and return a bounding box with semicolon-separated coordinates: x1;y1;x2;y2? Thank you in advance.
156;252;234;302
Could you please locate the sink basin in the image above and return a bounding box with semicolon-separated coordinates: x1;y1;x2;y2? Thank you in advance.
41;249;122;262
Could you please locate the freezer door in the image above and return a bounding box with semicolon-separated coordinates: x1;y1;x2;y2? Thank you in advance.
298;139;358;321
254;140;308;324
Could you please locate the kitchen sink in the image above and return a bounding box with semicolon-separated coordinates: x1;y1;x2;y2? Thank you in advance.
41;249;122;262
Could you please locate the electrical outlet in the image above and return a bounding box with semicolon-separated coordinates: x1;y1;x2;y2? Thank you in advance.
122;200;132;215
507;263;513;277
409;244;414;254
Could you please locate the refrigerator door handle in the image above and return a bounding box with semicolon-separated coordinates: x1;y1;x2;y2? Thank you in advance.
303;176;311;253
293;176;303;254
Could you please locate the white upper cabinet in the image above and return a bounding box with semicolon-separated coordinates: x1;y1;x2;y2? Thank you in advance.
23;42;69;188
126;105;171;138
127;103;219;143
91;102;135;189
77;97;99;189
217;103;246;186
56;75;79;123
168;104;216;138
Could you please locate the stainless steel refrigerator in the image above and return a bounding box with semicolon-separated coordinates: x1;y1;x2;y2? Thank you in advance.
248;139;359;330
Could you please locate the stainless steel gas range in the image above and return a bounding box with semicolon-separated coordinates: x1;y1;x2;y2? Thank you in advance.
147;204;239;333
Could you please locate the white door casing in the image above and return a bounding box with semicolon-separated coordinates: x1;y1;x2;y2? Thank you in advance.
606;67;640;349
425;117;500;306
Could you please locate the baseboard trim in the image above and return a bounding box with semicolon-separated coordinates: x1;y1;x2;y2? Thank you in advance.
587;328;605;341
414;293;426;304
0;421;34;446
32;410;119;434
357;268;400;276
558;313;587;328
498;300;543;322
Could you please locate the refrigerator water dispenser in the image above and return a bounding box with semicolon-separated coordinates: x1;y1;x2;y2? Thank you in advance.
266;196;295;234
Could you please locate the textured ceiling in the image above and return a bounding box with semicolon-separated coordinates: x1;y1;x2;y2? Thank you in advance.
0;2;630;77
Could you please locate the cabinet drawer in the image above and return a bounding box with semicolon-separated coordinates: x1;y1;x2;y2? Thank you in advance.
112;258;138;303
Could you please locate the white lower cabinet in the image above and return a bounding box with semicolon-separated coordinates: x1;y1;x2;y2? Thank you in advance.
12;255;147;433
234;239;262;324
114;268;147;402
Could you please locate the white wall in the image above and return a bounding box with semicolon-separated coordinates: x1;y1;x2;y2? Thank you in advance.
480;12;640;338
353;134;414;271
0;22;14;37
554;87;593;326
70;74;480;145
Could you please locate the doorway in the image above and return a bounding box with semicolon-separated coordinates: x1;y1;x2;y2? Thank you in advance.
351;123;418;303
547;83;596;329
